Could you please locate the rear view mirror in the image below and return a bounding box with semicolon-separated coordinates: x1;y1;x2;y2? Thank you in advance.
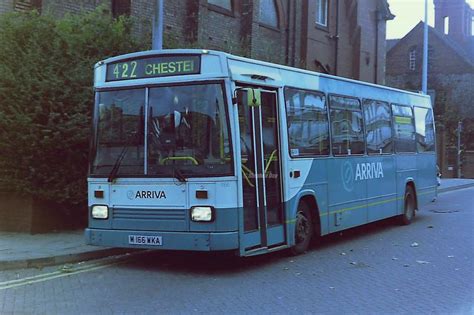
247;89;261;107
234;88;262;107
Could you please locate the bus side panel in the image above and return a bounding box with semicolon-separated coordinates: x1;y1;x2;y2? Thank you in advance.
306;159;329;236
395;154;418;215
286;158;330;240
416;153;437;206
367;155;398;223
328;157;367;233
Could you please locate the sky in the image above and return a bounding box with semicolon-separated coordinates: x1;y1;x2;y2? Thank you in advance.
386;0;474;39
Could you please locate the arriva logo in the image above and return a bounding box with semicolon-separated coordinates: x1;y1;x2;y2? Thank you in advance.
127;190;167;199
355;162;384;181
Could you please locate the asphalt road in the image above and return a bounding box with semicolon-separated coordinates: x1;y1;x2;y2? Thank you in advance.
1;188;473;314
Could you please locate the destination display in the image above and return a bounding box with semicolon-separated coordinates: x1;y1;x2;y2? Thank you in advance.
106;55;201;81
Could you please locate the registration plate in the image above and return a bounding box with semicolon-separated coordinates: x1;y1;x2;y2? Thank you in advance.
128;235;163;246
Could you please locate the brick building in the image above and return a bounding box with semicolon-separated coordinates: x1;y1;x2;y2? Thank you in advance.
385;0;474;178
1;0;394;84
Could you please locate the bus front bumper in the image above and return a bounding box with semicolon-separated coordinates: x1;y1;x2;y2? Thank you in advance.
85;228;239;251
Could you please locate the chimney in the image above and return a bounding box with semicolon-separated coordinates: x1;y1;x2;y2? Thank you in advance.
434;0;473;45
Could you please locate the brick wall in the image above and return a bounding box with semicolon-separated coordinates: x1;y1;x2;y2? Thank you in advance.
386;23;474;117
197;3;244;54
250;0;287;64
2;0;389;80
387;24;474;77
357;0;376;83
251;24;285;64
42;0;104;17
462;150;474;178
162;0;188;47
335;0;356;79
130;0;153;45
304;0;386;83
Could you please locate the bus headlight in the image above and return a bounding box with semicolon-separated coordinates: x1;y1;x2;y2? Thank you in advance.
190;206;214;222
91;205;109;219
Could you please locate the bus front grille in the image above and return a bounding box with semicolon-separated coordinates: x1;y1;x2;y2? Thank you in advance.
113;208;186;221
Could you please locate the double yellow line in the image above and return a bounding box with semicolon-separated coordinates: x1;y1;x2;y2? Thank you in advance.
0;255;131;290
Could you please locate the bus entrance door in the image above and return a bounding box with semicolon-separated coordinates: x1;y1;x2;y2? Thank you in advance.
237;88;285;254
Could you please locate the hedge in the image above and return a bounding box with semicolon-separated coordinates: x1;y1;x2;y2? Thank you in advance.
0;8;146;206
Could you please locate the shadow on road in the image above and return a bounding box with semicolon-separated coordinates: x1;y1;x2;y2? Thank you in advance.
118;213;429;274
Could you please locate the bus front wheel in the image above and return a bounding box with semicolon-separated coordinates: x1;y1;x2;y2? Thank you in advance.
290;202;313;255
399;186;416;225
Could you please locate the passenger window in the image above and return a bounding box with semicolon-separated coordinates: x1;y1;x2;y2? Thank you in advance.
284;88;329;157
329;95;365;155
391;104;416;153
414;107;435;152
363;99;393;154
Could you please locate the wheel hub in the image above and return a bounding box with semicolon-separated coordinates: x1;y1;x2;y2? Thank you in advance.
296;212;309;243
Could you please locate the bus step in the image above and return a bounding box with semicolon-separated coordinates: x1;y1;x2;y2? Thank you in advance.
244;244;288;257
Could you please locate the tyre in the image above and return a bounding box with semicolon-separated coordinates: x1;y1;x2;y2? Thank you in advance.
399;185;416;225
290;202;314;255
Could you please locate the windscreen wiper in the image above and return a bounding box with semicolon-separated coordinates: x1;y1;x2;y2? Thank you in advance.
108;145;129;183
173;166;187;183
108;107;144;183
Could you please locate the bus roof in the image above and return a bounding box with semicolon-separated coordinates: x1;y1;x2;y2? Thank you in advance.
96;49;430;103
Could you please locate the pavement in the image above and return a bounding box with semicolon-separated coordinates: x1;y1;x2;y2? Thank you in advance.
1;178;473;271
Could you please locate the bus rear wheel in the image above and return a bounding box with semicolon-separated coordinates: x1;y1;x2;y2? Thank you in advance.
290;202;313;255
399;186;416;225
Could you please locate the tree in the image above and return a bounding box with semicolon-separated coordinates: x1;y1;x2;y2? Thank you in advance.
0;8;146;207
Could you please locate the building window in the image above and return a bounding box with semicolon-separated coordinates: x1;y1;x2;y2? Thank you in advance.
208;0;232;12
443;16;449;35
409;47;416;71
112;0;131;17
315;0;328;27
259;0;278;28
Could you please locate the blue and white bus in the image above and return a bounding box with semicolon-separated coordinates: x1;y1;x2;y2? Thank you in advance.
86;49;437;256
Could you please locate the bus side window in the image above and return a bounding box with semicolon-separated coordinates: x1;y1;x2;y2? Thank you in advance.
391;104;416;153
329;95;365;156
363;99;393;154
414;107;435;152
284;87;329;157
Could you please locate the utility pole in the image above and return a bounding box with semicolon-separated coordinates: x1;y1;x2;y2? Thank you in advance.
422;0;428;94
457;120;462;178
152;0;164;50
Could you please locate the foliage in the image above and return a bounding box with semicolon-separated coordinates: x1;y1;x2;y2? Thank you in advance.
433;89;474;150
0;8;146;206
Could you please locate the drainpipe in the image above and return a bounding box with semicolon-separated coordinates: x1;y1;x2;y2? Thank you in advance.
335;0;340;75
286;0;291;65
422;0;428;94
292;0;297;66
375;11;379;83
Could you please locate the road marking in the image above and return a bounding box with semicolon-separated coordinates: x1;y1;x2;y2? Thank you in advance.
0;255;132;290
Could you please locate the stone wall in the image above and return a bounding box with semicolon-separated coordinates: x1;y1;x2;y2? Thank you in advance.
0;193;86;233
